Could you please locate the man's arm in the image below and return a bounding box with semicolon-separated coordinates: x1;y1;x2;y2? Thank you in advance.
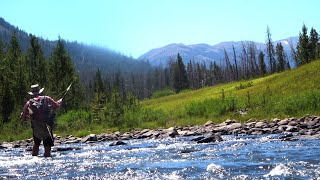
20;101;30;121
45;96;62;110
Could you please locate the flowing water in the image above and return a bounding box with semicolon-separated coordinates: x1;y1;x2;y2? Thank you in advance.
1;134;320;179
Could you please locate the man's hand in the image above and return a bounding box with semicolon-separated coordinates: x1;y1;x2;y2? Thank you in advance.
57;98;63;104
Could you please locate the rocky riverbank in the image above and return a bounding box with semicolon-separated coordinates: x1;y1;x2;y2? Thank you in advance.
1;115;320;150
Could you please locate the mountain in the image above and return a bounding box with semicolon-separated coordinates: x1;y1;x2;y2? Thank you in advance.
0;17;152;78
139;37;299;67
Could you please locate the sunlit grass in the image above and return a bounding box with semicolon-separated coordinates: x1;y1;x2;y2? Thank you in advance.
142;59;320;125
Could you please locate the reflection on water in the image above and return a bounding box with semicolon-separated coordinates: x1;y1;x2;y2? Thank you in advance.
0;135;320;179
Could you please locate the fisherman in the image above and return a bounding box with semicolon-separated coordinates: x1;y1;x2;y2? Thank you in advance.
20;84;62;157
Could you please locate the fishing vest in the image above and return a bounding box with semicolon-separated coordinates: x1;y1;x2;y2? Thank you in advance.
29;96;53;140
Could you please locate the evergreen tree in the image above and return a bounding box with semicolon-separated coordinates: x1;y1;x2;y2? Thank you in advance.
1;81;15;123
258;51;267;76
104;89;124;126
212;62;223;84
26;35;48;86
297;24;309;65
0;38;5;92
49;37;84;110
7;32;27;106
276;43;286;72
93;68;105;105
173;53;189;93
308;27;318;60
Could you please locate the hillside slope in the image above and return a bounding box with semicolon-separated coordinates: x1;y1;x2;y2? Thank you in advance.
142;59;320;125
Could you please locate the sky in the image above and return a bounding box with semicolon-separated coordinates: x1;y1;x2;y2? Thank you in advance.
1;0;319;58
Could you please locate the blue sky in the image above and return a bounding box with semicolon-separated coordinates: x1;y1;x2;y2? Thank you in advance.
1;0;319;58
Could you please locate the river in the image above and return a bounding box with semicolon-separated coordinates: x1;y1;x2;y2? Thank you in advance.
0;134;319;179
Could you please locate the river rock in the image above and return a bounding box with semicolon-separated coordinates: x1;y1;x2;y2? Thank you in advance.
227;123;242;131
121;132;133;140
225;119;238;125
65;139;81;144
285;125;299;132
197;135;223;143
25;146;33;151
82;134;98;142
288;121;298;126
278;119;289;125
191;136;205;141
1;143;13;148
138;130;159;139
255;122;267;128
109;140;127;146
56;147;81;151
163;127;179;138
204;121;213;126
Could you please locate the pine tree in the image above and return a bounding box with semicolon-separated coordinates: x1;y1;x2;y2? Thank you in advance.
297;24;309;65
7;32;27;106
309;27;319;60
173;53;189;93
26;35;48;86
49;37;84;110
1;81;15;123
104;89;124;126
93;68;105;105
276;43;286;72
212;62;223;84
258;51;267;76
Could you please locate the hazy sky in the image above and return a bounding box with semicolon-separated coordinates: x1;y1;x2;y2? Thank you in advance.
1;0;319;58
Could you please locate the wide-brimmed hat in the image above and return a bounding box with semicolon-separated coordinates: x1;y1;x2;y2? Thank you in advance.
28;84;44;95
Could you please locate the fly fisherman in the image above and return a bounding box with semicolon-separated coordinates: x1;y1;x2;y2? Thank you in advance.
20;84;62;157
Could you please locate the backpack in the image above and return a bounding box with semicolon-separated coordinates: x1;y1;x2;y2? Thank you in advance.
29;96;54;126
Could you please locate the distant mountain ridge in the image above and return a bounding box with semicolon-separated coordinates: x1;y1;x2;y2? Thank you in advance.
139;37;299;66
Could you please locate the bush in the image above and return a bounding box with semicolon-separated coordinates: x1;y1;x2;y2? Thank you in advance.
151;88;176;99
235;82;253;90
56;110;92;132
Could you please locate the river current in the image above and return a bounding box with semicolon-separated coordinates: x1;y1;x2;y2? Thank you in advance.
0;134;319;179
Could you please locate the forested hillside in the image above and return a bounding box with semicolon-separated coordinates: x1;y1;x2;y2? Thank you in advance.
0;17;152;79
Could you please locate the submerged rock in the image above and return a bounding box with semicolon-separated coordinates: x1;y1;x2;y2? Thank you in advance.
163;127;179;138
56;147;81;151
109;140;127;146
82;134;98;142
197;135;223;143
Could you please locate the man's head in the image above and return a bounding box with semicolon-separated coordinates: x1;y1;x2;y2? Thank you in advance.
28;84;44;96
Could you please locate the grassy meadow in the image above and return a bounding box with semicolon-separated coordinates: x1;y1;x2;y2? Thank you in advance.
142;59;320;126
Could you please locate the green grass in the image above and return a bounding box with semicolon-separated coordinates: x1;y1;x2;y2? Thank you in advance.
142;59;320;125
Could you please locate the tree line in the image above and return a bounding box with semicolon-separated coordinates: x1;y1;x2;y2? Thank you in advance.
92;25;319;99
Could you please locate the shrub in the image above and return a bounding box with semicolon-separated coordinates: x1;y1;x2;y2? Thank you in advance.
151;88;176;99
235;82;253;90
56;110;92;132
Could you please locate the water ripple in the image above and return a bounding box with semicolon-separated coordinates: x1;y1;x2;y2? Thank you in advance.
0;135;320;179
